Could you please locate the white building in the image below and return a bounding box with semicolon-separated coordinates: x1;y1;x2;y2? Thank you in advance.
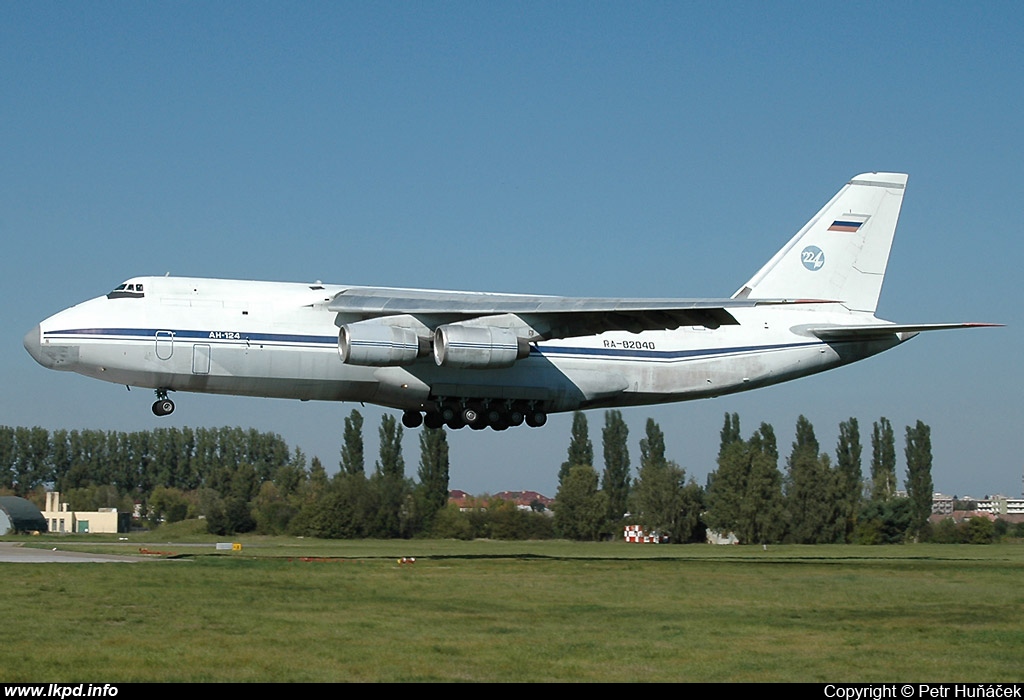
975;495;1024;516
41;492;121;534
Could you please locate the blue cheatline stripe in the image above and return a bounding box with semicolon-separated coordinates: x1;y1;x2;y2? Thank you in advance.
46;327;824;363
47;328;337;346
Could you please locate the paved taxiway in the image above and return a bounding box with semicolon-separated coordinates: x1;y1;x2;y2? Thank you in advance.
0;542;150;563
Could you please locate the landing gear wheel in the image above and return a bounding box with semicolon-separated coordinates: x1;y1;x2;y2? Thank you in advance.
461;407;479;425
152;399;175;416
424;413;445;429
525;410;547;428
402;410;423;429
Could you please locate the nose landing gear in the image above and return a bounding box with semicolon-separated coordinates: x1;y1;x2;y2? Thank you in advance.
152;389;175;416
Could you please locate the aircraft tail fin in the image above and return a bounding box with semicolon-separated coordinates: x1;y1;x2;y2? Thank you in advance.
733;173;908;314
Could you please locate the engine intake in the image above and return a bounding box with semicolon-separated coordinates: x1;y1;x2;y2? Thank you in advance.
339;323;421;366
433;325;531;369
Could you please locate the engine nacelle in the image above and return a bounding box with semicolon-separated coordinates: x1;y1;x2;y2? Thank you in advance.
433;324;531;369
338;322;421;366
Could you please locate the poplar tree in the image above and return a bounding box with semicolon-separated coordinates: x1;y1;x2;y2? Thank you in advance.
704;437;748;537
601;410;631;522
554;464;607;540
719;412;742;455
870;417;897;501
784;415;834;543
835;418;864;542
559;411;593;484
417;427;450;523
0;426;15;490
739;423;786;545
373;414;409;537
639;418;667;471
904;420;934;539
340;409;365;476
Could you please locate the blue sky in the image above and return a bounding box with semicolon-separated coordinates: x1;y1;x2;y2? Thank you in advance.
3;3;1020;498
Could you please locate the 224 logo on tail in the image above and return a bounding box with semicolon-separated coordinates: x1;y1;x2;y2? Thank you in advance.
802;245;825;271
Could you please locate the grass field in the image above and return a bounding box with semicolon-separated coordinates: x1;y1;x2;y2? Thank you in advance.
2;534;1022;682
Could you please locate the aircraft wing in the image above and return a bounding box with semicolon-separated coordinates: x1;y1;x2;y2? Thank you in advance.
807;322;1002;342
328;286;778;337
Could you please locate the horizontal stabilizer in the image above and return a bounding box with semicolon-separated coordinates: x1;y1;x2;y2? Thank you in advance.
808;322;1002;342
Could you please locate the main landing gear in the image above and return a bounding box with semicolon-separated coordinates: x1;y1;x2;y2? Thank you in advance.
152;389;175;417
403;399;547;432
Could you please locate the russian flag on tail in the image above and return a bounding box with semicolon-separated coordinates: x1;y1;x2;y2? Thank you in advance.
827;215;869;233
828;220;863;232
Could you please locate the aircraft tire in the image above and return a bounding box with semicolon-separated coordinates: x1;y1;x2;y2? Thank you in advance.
152;399;175;417
424;413;445;429
402;410;423;429
525;410;547;428
461;407;479;424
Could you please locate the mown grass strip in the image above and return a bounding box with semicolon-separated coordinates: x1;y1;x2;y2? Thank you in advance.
3;538;1022;681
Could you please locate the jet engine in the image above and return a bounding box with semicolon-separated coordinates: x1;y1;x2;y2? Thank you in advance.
338;322;422;366
433;324;531;369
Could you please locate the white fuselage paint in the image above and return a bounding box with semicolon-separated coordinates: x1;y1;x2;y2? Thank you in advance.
26;276;904;414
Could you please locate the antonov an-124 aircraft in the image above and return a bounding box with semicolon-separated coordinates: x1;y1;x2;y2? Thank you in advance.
25;173;997;431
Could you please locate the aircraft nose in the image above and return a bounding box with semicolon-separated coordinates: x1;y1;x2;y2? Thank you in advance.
24;324;63;369
24;324;48;366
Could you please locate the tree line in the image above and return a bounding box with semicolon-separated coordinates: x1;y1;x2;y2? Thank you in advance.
1;410;1015;542
0;416;455;538
553;411;1018;544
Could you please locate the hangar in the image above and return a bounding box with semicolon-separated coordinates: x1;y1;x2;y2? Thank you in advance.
0;496;47;535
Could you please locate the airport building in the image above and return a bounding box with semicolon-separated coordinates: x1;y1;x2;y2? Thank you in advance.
41;491;123;534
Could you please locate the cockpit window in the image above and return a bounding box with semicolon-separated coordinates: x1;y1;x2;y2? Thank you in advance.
107;281;145;300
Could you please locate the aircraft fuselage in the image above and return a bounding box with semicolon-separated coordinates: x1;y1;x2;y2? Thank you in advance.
24;275;902;421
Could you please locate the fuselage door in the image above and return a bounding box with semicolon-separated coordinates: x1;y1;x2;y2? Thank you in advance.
155;331;174;360
192;344;211;375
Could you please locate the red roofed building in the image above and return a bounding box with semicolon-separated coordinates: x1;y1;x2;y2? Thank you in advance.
448;490;553;512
